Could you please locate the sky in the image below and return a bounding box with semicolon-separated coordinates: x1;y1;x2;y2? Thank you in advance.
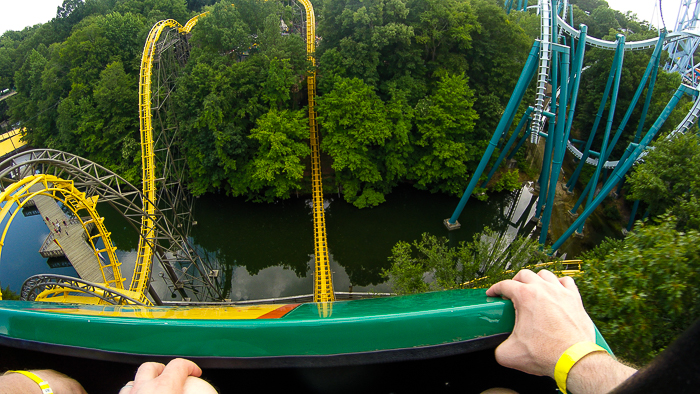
606;0;682;29
0;0;64;35
0;0;691;36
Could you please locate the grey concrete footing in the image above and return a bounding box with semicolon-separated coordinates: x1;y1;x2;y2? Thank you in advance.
443;218;461;231
574;230;584;238
621;228;628;236
567;210;579;219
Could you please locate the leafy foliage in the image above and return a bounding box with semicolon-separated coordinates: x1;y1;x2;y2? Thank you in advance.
627;133;700;230
410;72;481;194
248;109;310;201
0;0;672;210
173;1;308;199
1;283;20;300
317;77;412;208
492;169;521;193
383;229;549;295
578;215;700;364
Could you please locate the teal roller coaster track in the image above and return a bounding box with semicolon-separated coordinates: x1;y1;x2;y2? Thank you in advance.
448;0;700;252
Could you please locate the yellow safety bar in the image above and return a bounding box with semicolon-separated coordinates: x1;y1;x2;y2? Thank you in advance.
0;175;124;289
461;260;584;288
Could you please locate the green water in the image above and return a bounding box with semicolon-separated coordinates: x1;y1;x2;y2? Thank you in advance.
185;183;538;300
1;184;539;301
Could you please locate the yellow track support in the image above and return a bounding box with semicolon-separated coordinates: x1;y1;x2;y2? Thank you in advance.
34;285;143;305
297;0;335;303
137;4;334;304
0;175;124;289
135;15;203;304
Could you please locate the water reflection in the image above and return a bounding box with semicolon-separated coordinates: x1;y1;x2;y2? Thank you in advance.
187;184;539;301
0;183;541;301
0;204;79;292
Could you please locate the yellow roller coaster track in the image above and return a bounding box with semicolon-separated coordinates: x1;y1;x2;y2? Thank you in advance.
298;0;335;303
0;175;125;291
136;3;334;304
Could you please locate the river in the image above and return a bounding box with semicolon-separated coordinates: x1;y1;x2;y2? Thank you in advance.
0;183;540;300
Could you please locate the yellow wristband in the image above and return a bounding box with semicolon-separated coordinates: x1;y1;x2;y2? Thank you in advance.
554;342;607;393
4;370;54;394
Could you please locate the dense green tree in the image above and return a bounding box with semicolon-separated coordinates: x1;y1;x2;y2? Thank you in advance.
186;0;218;11
8;10;146;167
408;0;475;68
1;0;675;211
465;0;533;137
627;132;700;230
9;48;53;143
316;0;416;88
492;169;521;193
248;109;310;201
588;6;621;38
578;215;700;364
0;283;20;300
409;72;481;195
569;0;608;14
175;0;308;198
114;0;191;25
383;229;549;295
317;77;412;208
188;1;251;59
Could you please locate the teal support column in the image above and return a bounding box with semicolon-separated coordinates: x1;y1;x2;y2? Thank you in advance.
562;25;587;153
604;33;666;160
539;45;570;245
536;115;556;219
551;84;688;252
627;200;641;231
569;4;574;26
507;120;532;160
615;173;624;194
565;26;586;108
570;176;592;216
577;35;626;233
551;0;557;43
482;107;534;187
603;143;638;193
635;53;661;143
445;41;540;230
566;46;618;190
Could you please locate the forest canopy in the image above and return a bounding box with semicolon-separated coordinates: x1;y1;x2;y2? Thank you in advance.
0;0;681;208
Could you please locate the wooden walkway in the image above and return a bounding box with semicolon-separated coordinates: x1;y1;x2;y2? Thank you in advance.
29;185;112;284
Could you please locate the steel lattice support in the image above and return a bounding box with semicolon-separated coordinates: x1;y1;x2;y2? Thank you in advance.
664;0;700;87
21;274;146;305
0;150;223;303
138;15;208;304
